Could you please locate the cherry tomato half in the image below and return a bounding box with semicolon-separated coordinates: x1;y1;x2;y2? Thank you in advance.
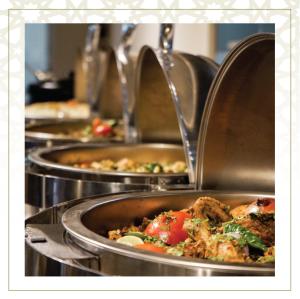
93;124;112;137
255;198;275;214
144;211;191;245
135;243;166;254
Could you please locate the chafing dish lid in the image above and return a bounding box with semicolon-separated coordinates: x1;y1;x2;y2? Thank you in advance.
196;33;275;192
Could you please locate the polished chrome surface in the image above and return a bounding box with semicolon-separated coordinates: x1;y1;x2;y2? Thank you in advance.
135;48;218;180
116;24;138;142
25;197;102;276
83;24;101;113
60;190;274;276
97;48;123;119
25;167;149;210
25;191;274;276
159;24;173;54
135;47;181;143
118;23;219;181
197;33;275;192
25;241;99;276
26;143;190;214
98;24;137;120
133;24;218;183
82;24;125;119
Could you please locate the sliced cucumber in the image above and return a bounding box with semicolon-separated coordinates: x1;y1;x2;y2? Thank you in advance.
116;235;144;247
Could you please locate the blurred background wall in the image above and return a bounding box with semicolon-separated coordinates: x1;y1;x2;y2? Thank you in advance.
25;24;50;103
215;24;275;63
25;23;274;104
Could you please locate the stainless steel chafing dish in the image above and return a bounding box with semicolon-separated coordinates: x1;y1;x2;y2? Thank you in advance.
25;119;123;148
28;143;189;185
25;33;275;276
131;24;218;182
26;143;190;212
26;24;218;214
26;190;274;276
25;25;125;148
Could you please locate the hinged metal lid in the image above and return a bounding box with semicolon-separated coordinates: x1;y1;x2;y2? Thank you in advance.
196;33;275;192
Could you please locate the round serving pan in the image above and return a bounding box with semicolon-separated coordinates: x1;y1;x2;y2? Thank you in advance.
62;190;275;276
28;143;189;186
25;119;124;149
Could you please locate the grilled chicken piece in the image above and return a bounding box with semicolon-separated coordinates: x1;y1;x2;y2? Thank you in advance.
231;198;275;218
205;236;249;263
188;197;231;225
230;198;275;246
182;197;232;258
235;214;275;246
230;204;249;219
183;218;211;242
108;229;122;240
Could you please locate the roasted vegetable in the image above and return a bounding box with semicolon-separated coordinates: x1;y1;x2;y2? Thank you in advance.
145;211;192;245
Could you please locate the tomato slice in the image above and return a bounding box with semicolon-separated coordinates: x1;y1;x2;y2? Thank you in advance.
144;211;191;245
93;123;112;137
135;243;166;254
255;198;275;214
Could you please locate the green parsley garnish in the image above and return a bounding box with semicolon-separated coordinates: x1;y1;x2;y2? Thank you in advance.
224;223;267;251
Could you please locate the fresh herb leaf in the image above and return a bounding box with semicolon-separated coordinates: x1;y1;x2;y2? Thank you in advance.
105;119;118;127
143;235;165;246
82;125;92;136
145;163;163;173
224;223;267;251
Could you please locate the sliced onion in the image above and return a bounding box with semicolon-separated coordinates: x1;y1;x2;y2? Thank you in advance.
226;232;241;239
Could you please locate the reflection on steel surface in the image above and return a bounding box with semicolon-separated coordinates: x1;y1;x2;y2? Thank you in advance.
26;143;190;210
197;33;275;192
26;191;274;276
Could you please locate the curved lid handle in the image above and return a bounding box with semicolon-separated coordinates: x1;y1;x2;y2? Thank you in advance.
159;24;174;54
